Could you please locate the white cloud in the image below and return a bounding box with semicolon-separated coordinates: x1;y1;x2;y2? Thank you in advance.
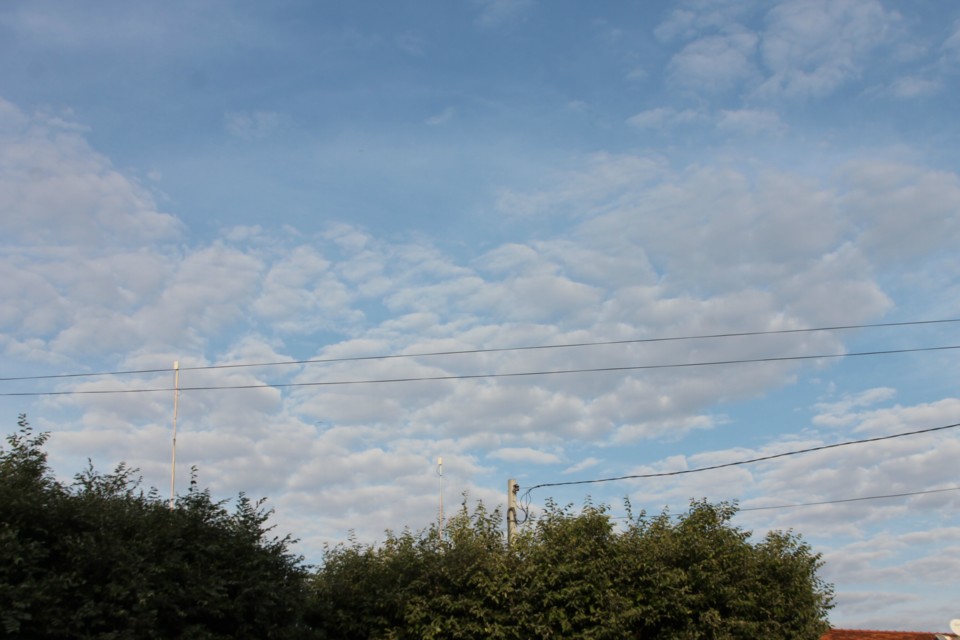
0;97;28;130
563;456;601;475
470;273;604;324
628;108;783;136
846;398;960;435
942;20;960;61
757;0;900;98
716;108;785;134
840;161;960;263
654;9;698;43
0;101;194;361
886;76;941;98
652;0;905;100
224;111;284;140
613;414;721;444
0;101;181;249
128;244;264;348
813;387;897;427
495;152;666;217
489;447;561;465
0;5;167;49
578;162;852;292
251;245;360;333
654;4;755;44
396;31;425;56
425;107;455;126
667;31;760;93
473;0;535;29
627;107;705;129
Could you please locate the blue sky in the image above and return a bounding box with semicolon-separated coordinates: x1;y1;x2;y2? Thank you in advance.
2;0;960;631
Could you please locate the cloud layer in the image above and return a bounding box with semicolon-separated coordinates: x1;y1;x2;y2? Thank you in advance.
2;0;959;631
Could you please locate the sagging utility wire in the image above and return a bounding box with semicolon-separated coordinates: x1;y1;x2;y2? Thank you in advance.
602;485;960;520
516;421;960;521
2;344;959;397
1;317;957;382
737;485;960;512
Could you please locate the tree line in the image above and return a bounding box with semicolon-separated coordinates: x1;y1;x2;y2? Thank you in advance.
1;417;833;639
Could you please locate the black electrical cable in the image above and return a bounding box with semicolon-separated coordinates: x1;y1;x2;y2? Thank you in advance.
737;485;960;512
604;485;960;520
2;344;957;397
1;317;956;382
518;421;960;507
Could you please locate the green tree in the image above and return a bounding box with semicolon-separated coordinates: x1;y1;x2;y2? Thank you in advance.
618;499;833;639
308;501;514;639
309;497;833;639
0;416;311;639
511;500;629;639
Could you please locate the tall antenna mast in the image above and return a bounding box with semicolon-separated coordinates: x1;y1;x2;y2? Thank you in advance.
169;360;180;510
437;456;444;538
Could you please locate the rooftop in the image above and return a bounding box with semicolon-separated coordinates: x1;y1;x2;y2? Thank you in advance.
823;631;956;640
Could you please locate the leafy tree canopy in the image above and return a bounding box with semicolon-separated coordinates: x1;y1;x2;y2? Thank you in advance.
310;497;834;640
0;416;311;639
2;415;834;639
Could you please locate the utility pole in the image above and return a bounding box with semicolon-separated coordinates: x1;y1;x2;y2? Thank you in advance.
507;479;518;545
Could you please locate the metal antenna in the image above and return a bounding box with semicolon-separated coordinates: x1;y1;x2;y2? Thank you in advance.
169;361;180;509
437;456;444;538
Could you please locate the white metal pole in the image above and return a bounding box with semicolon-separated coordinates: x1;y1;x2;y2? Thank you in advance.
438;456;444;539
169;361;180;510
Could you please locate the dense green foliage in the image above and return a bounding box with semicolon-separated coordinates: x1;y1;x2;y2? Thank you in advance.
310;498;833;640
2;416;833;639
0;417;310;639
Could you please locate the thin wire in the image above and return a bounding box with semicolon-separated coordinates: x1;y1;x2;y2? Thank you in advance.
737;485;960;512
2;344;957;397
605;486;960;520
1;317;957;382
519;421;960;505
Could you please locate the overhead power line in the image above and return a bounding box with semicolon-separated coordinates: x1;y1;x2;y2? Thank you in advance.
737;485;960;512
1;317;957;383
1;344;958;397
520;421;960;502
606;485;960;520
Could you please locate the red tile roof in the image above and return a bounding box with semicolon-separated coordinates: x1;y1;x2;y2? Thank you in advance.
822;631;955;640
